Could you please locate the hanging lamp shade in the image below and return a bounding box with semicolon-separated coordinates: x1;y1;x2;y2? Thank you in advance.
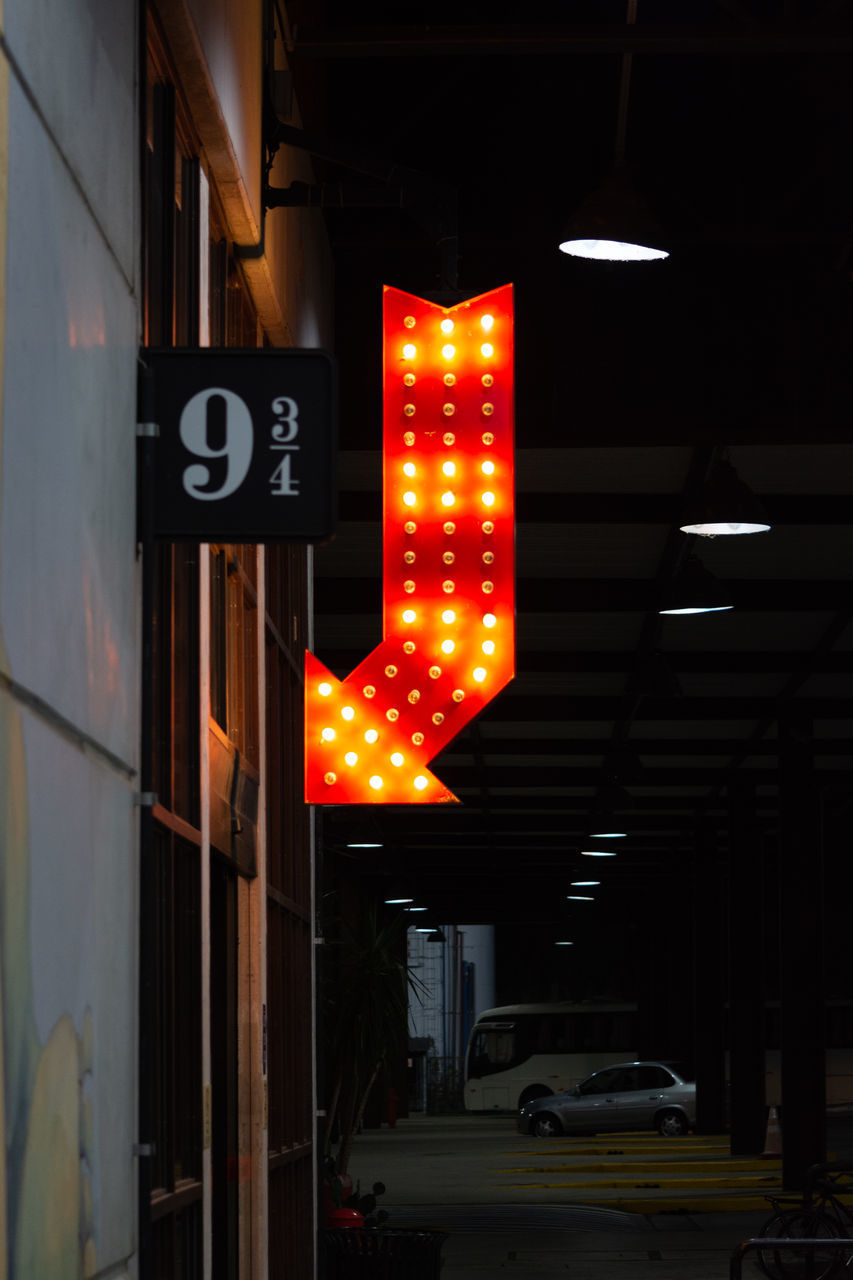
558;169;669;262
659;555;733;615
587;795;627;838
680;457;770;536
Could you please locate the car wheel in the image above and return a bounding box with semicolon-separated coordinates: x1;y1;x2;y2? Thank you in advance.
518;1085;552;1109
657;1110;688;1137
532;1112;562;1138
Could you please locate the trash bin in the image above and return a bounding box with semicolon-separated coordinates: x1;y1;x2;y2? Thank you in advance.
322;1227;448;1279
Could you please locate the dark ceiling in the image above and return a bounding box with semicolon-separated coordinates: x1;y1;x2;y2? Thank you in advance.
285;1;853;944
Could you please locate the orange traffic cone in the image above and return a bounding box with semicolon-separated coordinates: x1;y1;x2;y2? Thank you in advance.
762;1105;782;1157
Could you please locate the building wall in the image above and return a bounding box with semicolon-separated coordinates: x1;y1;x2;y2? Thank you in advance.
407;924;495;1110
143;3;331;1278
0;0;331;1276
0;0;140;1276
408;924;496;1051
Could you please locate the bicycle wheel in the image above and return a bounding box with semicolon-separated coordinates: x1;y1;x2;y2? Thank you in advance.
755;1209;844;1280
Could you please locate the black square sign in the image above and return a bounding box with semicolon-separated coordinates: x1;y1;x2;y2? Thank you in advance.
142;348;337;543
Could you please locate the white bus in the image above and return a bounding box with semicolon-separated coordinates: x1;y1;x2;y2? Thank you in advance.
464;1001;638;1113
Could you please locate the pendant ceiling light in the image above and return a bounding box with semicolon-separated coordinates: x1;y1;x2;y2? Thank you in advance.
659;554;733;616
679;455;771;537
587;803;627;839
559;169;669;262
559;0;668;263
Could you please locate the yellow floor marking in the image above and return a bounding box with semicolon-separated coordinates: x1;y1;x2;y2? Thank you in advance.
502;1160;781;1174
507;1152;727;1162
609;1195;783;1214
501;1173;783;1190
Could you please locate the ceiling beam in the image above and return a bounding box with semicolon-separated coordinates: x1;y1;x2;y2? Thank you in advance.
294;23;853;58
314;578;853;612
431;765;850;787
334;490;853;524
316;650;853;677
438;738;853;756
477;695;853;720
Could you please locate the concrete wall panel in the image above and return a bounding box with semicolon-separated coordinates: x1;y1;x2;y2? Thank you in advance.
3;0;137;283
0;76;139;767
14;707;136;1274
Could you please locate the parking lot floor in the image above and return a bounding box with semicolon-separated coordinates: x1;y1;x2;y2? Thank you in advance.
339;1113;852;1278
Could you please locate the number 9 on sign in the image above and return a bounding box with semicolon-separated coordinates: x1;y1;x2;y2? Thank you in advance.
179;387;253;501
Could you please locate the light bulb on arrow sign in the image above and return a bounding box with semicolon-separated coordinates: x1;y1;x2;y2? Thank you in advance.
305;284;515;804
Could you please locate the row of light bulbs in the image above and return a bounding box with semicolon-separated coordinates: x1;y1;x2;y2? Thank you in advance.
384;301;510;752
316;605;503;792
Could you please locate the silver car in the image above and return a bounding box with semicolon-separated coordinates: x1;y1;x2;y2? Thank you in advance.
517;1060;696;1138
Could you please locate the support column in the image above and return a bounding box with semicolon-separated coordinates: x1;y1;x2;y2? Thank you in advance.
637;899;694;1064
692;824;727;1134
778;710;825;1188
728;779;768;1155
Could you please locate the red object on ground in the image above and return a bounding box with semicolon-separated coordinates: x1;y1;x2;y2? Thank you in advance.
326;1208;365;1229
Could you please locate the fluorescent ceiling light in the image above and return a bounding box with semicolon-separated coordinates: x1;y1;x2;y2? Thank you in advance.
558;169;668;263
659;555;733;616
559;236;667;262
680;457;770;538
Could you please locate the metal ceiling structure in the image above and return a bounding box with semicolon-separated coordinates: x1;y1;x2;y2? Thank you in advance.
287;0;853;945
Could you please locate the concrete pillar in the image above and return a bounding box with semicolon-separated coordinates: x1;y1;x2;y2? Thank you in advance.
728;779;768;1155
692;824;728;1134
778;710;826;1187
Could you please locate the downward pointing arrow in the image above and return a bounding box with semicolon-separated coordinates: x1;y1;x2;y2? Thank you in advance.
305;284;515;804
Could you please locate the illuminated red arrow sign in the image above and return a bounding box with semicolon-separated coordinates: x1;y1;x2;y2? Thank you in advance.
305;283;515;803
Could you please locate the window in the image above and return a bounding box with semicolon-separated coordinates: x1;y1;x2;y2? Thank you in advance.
638;1065;676;1089
146;830;203;1261
209;545;259;768
265;546;314;1278
471;1028;517;1073
579;1068;624;1095
143;58;205;1275
152;544;200;826
144;15;316;1276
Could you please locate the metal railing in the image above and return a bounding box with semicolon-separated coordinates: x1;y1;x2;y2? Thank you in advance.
730;1238;853;1280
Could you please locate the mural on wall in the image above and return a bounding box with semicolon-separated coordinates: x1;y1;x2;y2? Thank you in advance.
0;45;97;1280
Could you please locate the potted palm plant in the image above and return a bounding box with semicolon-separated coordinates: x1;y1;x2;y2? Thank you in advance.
321;907;447;1277
323;906;413;1177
